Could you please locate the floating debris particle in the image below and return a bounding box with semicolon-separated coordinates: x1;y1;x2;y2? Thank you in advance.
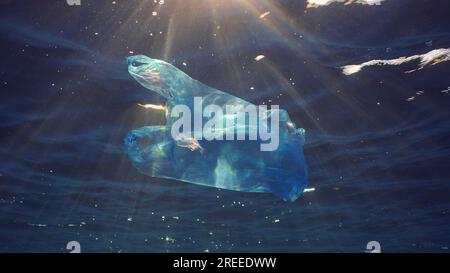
342;48;450;75
254;55;265;61
27;223;47;227
137;103;167;111
303;188;316;193
259;11;271;19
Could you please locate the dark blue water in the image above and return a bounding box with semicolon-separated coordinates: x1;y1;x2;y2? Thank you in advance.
1;0;449;252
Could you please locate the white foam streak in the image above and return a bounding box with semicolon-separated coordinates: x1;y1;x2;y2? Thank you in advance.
307;0;385;8
341;48;450;75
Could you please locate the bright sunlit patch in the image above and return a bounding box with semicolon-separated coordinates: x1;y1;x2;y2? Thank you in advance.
341;48;450;75
254;55;265;61
307;0;386;8
137;103;167;111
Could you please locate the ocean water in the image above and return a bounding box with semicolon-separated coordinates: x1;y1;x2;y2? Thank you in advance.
0;0;449;253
